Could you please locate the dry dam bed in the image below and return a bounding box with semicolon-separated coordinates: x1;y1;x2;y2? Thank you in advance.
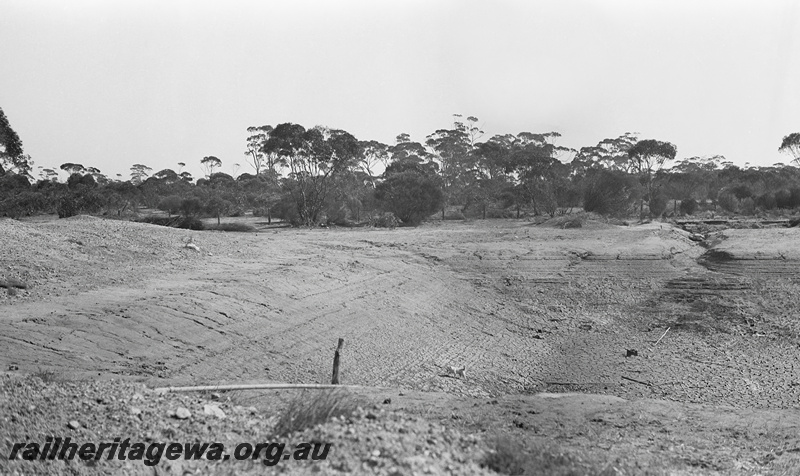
2;217;799;409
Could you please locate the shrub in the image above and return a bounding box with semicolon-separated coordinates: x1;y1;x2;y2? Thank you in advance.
443;209;465;220
481;435;586;476
740;197;756;215
755;193;777;210
582;169;637;217
272;389;357;437
374;171;443;226
205;223;255;232
368;212;399;229
717;192;737;213
57;195;80;218
252;207;271;217
180;197;203;217
137;216;204;230
157;195;183;216
776;187;800;209
648;194;668;217
679;198;699;216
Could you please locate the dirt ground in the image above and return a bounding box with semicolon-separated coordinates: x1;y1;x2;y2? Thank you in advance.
2;215;800;474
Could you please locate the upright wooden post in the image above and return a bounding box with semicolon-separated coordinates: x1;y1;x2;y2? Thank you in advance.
331;338;344;384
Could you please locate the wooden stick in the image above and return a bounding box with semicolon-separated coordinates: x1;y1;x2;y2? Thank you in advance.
653;327;670;347
331;338;344;385
621;375;652;387
153;383;369;394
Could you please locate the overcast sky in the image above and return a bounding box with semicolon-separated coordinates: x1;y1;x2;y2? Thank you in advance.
2;0;799;181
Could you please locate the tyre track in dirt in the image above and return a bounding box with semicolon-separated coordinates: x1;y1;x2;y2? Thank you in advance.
2;226;549;397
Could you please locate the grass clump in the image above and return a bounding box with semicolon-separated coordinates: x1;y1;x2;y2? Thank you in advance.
482;435;584;475
205;223;256;232
272;389;357;437
32;367;59;383
482;435;666;476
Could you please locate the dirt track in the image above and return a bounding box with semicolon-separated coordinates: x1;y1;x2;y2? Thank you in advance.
3;217;799;410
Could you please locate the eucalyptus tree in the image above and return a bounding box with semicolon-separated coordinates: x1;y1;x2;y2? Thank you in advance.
779;133;800;165
571;133;639;175
130;164;152;185
262;123;360;225
201;156;222;177
627;139;677;216
0;107;30;177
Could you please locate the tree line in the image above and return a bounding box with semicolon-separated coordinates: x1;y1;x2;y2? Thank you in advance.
2;107;800;226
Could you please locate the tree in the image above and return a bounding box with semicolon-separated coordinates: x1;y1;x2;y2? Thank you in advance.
572;133;639;174
263;123;360;225
201;156;222;177
130;164;152;185
158;195;183;217
205;195;233;225
627;139;677;217
779;133;800;166
245;125;273;175
357;140;390;187
0;107;30;177
582;169;640;216
375;160;443;225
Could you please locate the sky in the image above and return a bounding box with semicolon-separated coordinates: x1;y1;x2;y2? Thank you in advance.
1;0;799;181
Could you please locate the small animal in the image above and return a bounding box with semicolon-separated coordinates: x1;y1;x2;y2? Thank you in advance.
446;365;467;379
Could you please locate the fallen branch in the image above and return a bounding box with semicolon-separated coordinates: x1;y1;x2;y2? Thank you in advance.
621;375;652;387
653;327;670;347
153;383;373;394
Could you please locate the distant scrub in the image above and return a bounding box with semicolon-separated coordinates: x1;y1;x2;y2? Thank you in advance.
679;198;698;215
205;223;255;232
368;212;399;228
137;216;204;230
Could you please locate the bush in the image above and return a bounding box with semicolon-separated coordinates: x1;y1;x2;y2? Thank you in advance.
481;435;586;476
648;194;668;217
272;389;357;437
776;187;800;209
740;197;756;216
205;223;255;232
755;193;777;210
443;209;465;220
368;212;399;229
180;197;203;217
582;169;637;217
157;195;183;216
137;216;204;230
717;192;737;213
679;198;699;216
374;171;443;226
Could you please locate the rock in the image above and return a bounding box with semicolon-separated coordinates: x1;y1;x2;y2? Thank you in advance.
174;407;191;420
203;404;226;419
626;349;639;357
130;407;142;416
67;420;81;429
383;398;392;404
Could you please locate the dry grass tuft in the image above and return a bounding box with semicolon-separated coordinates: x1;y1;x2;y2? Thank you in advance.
272;389;357;437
